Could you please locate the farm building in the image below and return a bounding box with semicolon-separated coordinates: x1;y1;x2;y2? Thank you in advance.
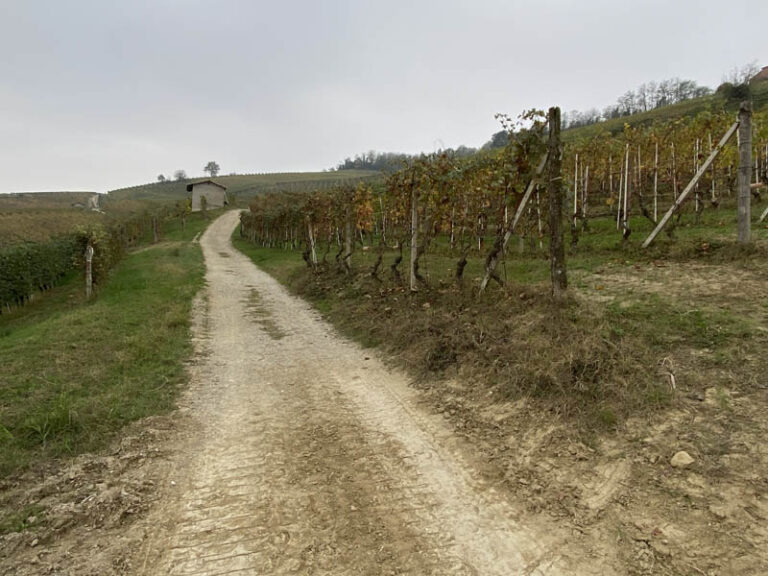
187;180;228;212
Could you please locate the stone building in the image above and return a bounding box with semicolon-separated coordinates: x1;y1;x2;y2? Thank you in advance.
187;180;228;212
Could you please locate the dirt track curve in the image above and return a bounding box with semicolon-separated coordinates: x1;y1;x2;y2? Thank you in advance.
137;210;590;576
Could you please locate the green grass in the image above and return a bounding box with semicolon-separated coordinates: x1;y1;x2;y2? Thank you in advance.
605;292;754;349
0;504;46;535
0;241;205;478
231;232;306;284
162;208;227;242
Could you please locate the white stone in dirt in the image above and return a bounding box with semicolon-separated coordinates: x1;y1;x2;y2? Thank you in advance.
670;451;695;468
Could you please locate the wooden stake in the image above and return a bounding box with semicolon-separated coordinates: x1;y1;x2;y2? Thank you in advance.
609;154;613;206
738;102;752;244
85;243;94;299
573;153;579;218
755;144;760;185
547;107;567;298
409;179;419;291
694;139;700;220
653;140;659;221
535;187;544;249
509;152;549;235
709;133;716;203
622;144;630;236
344;200;353;273
671;142;678;200
583;165;589;223
307;219;317;265
616;154;624;230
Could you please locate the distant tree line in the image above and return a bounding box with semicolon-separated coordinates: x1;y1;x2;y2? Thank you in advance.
562;77;712;130
335;147;476;172
559;63;761;131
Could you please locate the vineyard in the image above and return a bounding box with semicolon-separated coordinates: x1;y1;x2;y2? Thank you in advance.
239;105;768;296
0;205;192;314
0;193;103;247
230;106;768;575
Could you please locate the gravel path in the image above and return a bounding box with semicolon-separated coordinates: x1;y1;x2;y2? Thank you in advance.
139;210;570;575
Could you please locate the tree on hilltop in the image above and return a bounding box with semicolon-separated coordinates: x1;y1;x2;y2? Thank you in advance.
174;169;187;181
204;161;220;177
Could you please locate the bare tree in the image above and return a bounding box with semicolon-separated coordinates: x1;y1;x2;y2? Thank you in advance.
722;61;760;85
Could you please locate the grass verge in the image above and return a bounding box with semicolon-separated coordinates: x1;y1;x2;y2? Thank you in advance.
0;241;205;479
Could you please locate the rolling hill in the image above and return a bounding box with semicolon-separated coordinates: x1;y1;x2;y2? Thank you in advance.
104;170;380;208
0;171;380;246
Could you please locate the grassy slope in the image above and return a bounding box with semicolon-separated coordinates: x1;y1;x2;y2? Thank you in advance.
0;212;213;478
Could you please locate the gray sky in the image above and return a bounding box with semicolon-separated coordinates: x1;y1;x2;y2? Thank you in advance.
1;0;765;193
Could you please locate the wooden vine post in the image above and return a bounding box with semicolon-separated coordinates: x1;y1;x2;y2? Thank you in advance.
307;217;318;266
737;101;752;244
343;199;353;274
573;153;579;226
622;144;630;239
582;165;589;227
85;243;94;300
608;155;613;209
409;177;419;292
547;107;567;299
653;140;659;221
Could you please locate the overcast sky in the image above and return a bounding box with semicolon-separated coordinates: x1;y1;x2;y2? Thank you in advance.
1;0;765;193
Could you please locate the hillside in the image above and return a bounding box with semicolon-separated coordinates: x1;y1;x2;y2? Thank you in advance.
0;171;380;246
105;170;380;208
563;80;768;141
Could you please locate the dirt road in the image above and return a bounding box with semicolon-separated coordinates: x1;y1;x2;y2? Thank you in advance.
133;210;590;575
